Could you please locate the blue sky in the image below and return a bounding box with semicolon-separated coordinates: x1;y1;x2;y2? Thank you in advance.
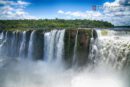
26;0;114;18
0;0;130;26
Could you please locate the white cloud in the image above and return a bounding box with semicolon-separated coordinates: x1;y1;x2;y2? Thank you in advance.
0;0;30;7
0;0;36;19
58;10;64;14
57;10;102;19
57;0;130;26
17;1;30;5
103;0;130;26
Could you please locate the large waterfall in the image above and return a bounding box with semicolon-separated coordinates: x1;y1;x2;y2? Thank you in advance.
44;30;65;64
93;30;130;69
0;29;129;87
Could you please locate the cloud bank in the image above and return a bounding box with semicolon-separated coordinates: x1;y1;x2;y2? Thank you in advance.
0;0;129;26
58;0;130;26
0;0;36;19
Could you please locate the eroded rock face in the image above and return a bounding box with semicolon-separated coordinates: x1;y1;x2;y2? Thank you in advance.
64;29;77;67
76;29;91;66
64;29;92;67
0;29;93;66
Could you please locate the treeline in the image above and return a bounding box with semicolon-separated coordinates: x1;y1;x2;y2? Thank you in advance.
0;19;114;30
114;26;130;28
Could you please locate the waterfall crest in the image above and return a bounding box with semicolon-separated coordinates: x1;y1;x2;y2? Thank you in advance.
89;29;130;70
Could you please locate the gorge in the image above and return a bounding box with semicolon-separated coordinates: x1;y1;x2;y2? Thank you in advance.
0;28;130;87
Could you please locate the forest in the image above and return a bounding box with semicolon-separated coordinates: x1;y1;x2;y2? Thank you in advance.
0;19;114;31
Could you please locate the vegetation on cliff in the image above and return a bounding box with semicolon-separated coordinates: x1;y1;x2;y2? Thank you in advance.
0;19;114;31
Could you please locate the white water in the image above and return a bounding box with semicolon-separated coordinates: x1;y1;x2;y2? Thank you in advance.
28;31;36;59
95;30;130;70
45;30;57;62
0;29;129;87
55;30;65;64
44;32;51;61
19;31;26;58
0;32;4;54
72;29;78;65
0;60;124;87
44;30;65;64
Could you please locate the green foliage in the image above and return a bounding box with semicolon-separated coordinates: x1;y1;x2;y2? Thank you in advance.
0;19;114;31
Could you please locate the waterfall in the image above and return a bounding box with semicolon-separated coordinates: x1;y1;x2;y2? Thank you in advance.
27;31;36;59
0;29;129;68
0;32;4;40
88;30;98;66
44;32;50;61
91;29;130;70
72;29;79;65
0;29;129;87
19;31;26;58
0;32;4;55
0;32;4;47
0;32;8;56
44;30;57;62
0;29;66;61
10;32;16;56
44;29;65;63
55;30;65;64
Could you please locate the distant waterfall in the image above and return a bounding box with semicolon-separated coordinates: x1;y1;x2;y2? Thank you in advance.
44;32;51;61
55;30;65;63
44;29;65;63
90;29;130;70
0;29;130;87
0;29;129;70
28;31;36;59
19;31;26;58
0;29;66;61
0;32;4;55
72;29;79;65
0;32;4;40
88;30;98;66
44;30;57;62
0;32;8;56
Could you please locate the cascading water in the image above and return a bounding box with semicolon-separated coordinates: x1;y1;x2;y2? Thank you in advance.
44;30;57;62
19;31;26;58
55;30;65;64
72;29;78;65
0;29;129;87
44;29;65;64
0;32;4;55
93;30;130;70
88;29;98;66
28;31;36;60
44;32;50;61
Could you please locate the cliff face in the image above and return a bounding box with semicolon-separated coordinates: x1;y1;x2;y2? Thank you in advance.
0;29;130;69
64;29;92;67
0;29;93;67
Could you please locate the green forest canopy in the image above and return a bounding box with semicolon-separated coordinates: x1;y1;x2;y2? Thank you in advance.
0;19;114;31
